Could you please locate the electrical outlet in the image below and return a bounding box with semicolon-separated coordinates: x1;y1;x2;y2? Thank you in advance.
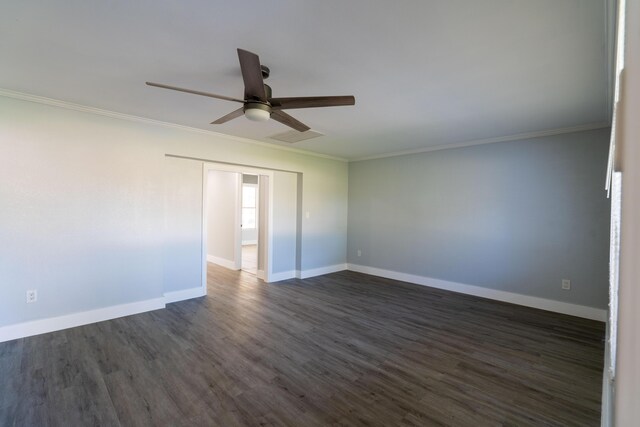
357;249;362;257
562;279;571;290
26;289;37;303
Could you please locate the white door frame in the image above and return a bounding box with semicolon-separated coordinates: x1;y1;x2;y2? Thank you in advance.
201;162;275;292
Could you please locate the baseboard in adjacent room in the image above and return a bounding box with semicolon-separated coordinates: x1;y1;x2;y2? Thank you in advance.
164;286;206;304
347;263;606;322
206;254;238;270
297;263;348;279
0;297;166;343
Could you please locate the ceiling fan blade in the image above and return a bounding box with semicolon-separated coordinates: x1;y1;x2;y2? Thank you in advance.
269;96;355;110
270;110;311;132
146;82;245;103
211;108;245;124
237;49;267;101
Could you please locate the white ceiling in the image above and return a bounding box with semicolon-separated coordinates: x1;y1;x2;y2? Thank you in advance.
0;1;611;160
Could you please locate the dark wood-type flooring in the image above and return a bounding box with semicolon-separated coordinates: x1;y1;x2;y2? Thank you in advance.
0;264;605;426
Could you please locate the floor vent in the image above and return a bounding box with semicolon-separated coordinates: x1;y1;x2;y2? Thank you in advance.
268;130;324;143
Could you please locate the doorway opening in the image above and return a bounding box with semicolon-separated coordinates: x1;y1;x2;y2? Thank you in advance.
202;162;274;291
241;174;259;275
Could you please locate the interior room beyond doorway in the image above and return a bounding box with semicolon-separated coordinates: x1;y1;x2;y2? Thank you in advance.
241;174;259;275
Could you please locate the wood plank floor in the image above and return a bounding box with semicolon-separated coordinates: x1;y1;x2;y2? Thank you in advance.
0;264;605;426
241;244;257;275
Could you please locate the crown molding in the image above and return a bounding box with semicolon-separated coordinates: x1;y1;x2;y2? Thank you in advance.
350;122;612;162
0;88;348;163
0;88;611;164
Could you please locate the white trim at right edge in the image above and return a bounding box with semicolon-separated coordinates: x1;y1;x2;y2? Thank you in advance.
601;319;614;427
348;264;607;322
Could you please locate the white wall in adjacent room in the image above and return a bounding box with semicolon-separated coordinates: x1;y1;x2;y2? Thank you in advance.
207;170;239;267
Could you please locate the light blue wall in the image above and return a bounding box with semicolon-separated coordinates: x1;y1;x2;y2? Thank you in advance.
348;128;611;309
0;95;348;327
271;171;298;274
163;157;203;295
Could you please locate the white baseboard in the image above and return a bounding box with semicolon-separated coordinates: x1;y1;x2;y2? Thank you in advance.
164;287;206;304
268;270;297;282
347;264;606;322
206;254;238;270
267;263;348;282
297;263;348;279
0;297;166;343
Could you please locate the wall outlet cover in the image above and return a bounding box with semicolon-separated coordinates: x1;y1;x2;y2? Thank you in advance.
26;290;37;303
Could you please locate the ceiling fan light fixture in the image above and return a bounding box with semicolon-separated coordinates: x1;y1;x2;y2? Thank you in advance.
147;49;354;132
244;103;271;122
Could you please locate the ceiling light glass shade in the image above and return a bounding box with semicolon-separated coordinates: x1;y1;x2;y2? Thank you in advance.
245;107;270;122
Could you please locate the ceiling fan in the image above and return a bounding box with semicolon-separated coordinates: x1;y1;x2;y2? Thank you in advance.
146;49;355;132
